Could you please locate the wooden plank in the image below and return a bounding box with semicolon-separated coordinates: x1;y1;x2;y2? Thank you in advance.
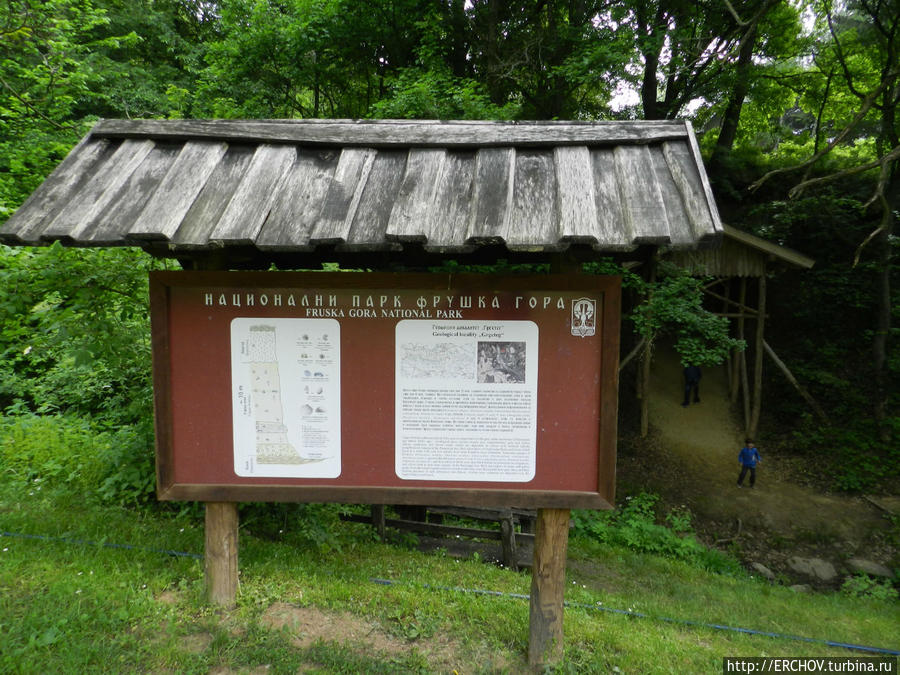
528;508;570;667
87;143;184;244
613;145;670;245
501;515;519;571
661;141;718;243
92;118;690;148
210;144;297;245
555;146;598;243
40;139;156;241
309;148;376;244
205;502;238;608
589;148;632;249
339;513;537;543
683;120;724;238
422;150;476;248
0;136;115;243
255;148;339;251
723;224;814;269
598;277;621;504
158;483;612;510
467;148;515;242
128;141;229;241
506;150;558;249
650;146;695;247
385;149;446;240
344;150;408;249
171;146;257;247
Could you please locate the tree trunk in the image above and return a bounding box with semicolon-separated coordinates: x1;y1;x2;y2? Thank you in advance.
713;19;759;158
872;197;894;442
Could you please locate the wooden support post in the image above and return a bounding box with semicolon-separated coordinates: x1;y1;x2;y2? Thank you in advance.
528;508;570;667
501;514;518;572
721;280;733;393
748;274;767;438
639;250;657;437
205;502;239;608
372;504;386;540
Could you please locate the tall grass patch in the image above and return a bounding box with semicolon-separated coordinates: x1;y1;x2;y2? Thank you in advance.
0;414;155;504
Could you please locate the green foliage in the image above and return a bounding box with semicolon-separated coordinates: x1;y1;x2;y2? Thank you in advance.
0;413;155;505
793;417;900;492
571;493;743;576
630;263;745;367
0;244;165;425
840;575;898;602
369;68;519;120
0;245;162;504
240;502;347;552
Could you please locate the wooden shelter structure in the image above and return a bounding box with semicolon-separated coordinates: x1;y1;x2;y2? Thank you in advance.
0;118;722;267
1;118;727;667
662;223;817;439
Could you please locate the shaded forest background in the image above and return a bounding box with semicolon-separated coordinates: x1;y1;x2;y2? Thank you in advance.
0;0;896;498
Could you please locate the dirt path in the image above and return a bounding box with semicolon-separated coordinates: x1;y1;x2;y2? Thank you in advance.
629;342;890;573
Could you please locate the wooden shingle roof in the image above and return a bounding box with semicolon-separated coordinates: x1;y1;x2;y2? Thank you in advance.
0;119;723;266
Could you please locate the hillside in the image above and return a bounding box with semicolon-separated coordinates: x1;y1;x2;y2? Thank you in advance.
617;343;896;586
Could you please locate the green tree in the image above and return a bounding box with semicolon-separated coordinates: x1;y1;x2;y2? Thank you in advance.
751;0;898;444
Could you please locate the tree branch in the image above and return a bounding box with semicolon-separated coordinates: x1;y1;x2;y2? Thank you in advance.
0;75;77;133
788;144;900;199
749;72;896;192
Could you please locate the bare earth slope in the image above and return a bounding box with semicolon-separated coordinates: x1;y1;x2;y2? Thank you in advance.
620;343;892;582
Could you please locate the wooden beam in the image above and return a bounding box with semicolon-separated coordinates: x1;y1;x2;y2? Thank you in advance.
618;337;646;372
703;287;760;316
91;118;690;149
528;508;570;667
205;502;239;607
722;280;734;393
762;341;829;422
748;275;767;437
640;251;657;437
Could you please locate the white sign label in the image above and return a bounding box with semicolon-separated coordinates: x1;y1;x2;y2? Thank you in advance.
395;320;538;482
231;318;341;478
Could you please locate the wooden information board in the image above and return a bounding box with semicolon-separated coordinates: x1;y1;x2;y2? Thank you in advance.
150;271;620;508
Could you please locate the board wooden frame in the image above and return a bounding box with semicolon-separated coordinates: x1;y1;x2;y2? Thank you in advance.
150;270;619;509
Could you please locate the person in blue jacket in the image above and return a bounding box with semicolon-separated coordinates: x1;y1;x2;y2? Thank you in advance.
737;439;761;488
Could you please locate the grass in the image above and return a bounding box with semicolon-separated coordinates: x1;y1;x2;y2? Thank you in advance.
1;479;898;674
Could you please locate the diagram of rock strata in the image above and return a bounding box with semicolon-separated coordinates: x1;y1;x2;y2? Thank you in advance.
247;325;314;464
232;317;341;478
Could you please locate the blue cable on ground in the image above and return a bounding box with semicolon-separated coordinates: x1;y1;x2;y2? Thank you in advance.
370;578;900;656
3;530;895;656
0;530;203;559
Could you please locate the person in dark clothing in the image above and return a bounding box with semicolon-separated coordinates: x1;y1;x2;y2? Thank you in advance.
737;439;761;488
682;365;701;406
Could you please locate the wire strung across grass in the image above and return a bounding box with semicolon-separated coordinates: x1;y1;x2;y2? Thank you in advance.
3;530;895;657
370;578;900;656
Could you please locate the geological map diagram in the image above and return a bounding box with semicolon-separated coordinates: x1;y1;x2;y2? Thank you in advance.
231;318;341;478
399;342;474;380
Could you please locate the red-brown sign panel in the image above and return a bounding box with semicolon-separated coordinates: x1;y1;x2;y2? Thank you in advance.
150;271;620;509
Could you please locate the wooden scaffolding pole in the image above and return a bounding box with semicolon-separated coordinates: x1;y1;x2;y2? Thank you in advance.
721;279;734;393
639;250;657;437
748;274;767;438
737;279;751;430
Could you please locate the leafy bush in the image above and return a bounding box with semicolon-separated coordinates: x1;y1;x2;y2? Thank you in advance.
840;575;898;602
0;413;156;505
791;416;900;492
572;492;743;575
0;244;165;427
